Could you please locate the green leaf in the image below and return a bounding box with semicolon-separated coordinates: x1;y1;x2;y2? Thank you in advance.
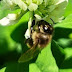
0;12;29;54
0;25;15;54
0;1;20;19
30;64;41;72
0;62;29;72
0;1;11;19
58;38;72;48
59;69;72;72
30;43;59;72
53;26;72;48
51;40;65;68
0;12;30;66
59;48;72;72
0;67;6;72
64;47;72;59
0;8;11;19
54;14;72;29
60;47;72;68
53;26;72;41
64;0;72;17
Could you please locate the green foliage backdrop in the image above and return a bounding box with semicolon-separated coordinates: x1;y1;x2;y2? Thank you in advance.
0;0;72;72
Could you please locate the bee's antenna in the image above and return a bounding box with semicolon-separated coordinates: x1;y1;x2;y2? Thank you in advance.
50;18;55;24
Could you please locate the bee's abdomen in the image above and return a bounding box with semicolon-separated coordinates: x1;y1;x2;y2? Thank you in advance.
37;33;50;48
38;37;49;48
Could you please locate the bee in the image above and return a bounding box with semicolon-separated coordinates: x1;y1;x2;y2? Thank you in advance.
18;19;54;63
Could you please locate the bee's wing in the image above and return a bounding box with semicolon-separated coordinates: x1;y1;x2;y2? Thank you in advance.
18;43;40;63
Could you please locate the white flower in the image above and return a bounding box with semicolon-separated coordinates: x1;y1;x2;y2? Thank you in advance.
1;0;68;18
1;0;43;11
0;17;10;26
0;0;68;39
7;14;17;20
34;14;42;20
37;0;68;23
28;3;38;11
0;13;17;26
17;1;27;11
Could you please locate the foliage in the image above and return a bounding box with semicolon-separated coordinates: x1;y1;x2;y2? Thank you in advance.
0;0;72;72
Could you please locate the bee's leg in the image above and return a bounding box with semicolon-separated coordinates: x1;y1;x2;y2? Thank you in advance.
25;38;33;48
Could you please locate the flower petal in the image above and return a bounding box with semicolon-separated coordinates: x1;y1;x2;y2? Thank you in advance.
0;17;10;26
26;0;32;5
28;3;38;11
17;1;27;11
0;13;20;26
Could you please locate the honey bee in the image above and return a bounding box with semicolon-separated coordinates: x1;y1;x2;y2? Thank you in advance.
18;20;54;63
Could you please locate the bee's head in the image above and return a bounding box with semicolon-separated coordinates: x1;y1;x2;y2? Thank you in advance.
36;20;53;34
31;20;54;35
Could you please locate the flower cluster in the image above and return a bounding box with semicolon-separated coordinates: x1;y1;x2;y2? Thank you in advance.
0;0;68;25
0;0;68;43
1;0;43;11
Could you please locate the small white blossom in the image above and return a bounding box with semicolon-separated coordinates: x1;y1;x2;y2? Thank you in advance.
7;14;17;20
34;14;42;20
28;3;38;11
17;1;27;11
0;13;17;26
0;17;10;26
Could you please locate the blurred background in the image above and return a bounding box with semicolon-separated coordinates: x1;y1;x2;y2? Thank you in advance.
0;0;72;72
